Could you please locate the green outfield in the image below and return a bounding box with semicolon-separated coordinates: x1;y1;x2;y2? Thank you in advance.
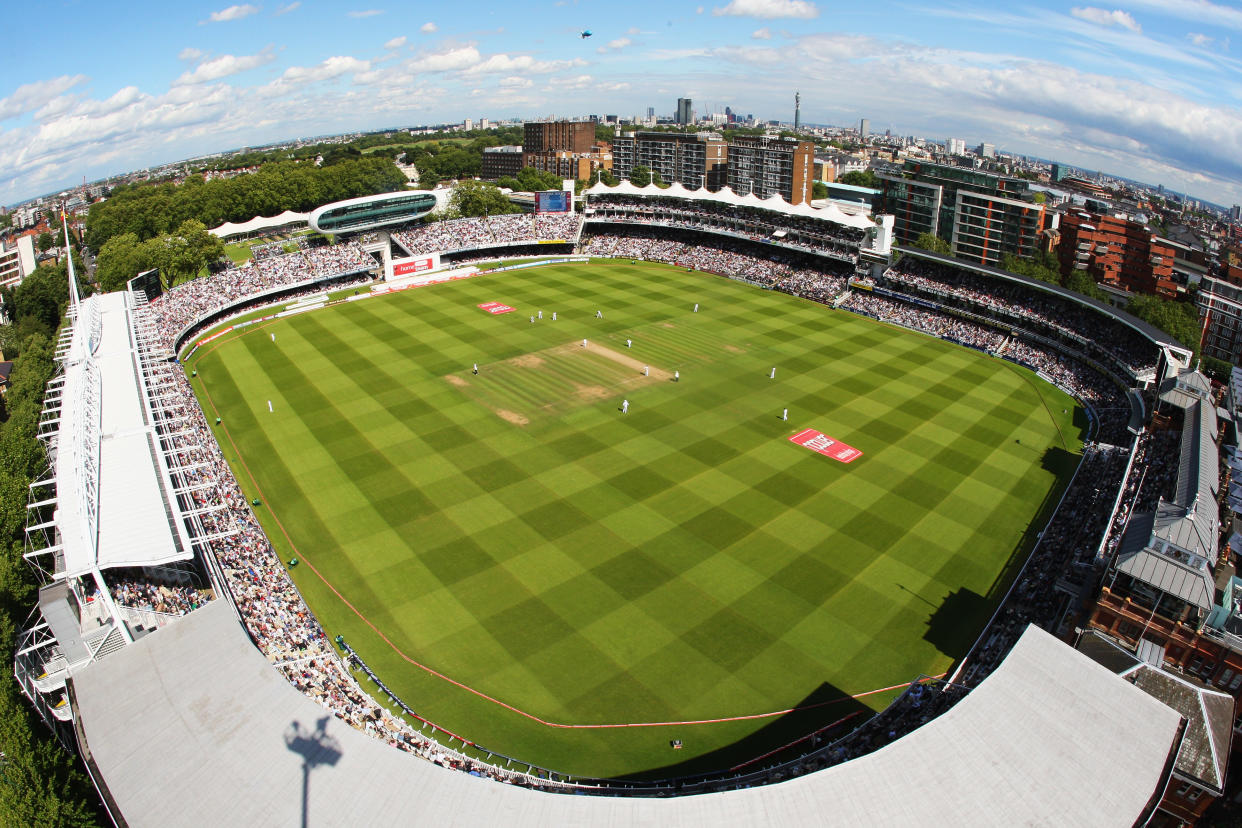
186;260;1083;779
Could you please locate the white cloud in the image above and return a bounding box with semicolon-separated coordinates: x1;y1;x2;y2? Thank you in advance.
420;21;438;33
548;74;594;89
205;4;260;23
597;37;631;53
626;26;642;35
173;49;276;86
275;1;300;15
752;27;772;39
499;76;533;89
281;56;370;84
0;75;89;121
178;47;206;62
384;36;407;50
1070;7;1142;32
712;0;817;20
1187;32;1214;46
348;9;384;18
462;54;587;75
407;45;483;72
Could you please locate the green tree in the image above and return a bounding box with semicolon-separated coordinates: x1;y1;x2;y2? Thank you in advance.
629;164;654;187
912;232;951;255
1000;251;1061;284
1063;271;1107;300
36;232;53;252
838;170;879;189
95;232;150;293
1126;294;1203;358
11;263;70;339
449;180;520;218
0;213;12;230
812;181;829;200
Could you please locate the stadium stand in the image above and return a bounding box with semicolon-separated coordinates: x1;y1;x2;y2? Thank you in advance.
16;193;1221;823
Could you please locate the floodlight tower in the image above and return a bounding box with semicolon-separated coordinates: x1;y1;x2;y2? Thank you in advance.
61;204;82;312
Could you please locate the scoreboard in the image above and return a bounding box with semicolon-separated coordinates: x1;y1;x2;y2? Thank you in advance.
535;190;571;213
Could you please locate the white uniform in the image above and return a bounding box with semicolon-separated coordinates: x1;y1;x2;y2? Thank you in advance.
622;400;629;414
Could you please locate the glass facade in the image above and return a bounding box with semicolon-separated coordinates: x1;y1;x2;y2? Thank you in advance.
311;193;439;234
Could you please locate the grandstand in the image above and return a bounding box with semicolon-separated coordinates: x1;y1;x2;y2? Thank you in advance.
14;188;1230;824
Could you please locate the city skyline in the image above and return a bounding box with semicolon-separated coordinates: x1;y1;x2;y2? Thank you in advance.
1;0;1240;207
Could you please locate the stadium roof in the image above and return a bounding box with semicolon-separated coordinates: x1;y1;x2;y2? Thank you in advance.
55;292;192;579
73;609;1183;827
208;210;308;240
583;180;878;232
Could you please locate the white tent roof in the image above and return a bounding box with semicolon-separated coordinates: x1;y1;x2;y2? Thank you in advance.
209;210;309;239
74;614;1182;828
584;181;878;231
55;291;193;579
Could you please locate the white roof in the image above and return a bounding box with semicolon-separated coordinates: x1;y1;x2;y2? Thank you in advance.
209;210;309;239
584;181;879;231
55;291;192;578
73;611;1183;828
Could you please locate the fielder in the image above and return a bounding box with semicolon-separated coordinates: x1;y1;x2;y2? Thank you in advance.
622;399;629;414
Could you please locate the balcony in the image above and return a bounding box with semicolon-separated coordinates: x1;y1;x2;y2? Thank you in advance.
50;696;73;722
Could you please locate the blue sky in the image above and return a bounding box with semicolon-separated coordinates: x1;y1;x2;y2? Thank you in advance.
1;0;1240;207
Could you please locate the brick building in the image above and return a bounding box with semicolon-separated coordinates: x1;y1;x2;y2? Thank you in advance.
1057;211;1177;297
610;132;726;190
520;121;609;182
725;135;814;204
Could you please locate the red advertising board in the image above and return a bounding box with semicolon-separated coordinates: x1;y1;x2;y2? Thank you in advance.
477;302;515;315
393;257;435;276
788;428;863;463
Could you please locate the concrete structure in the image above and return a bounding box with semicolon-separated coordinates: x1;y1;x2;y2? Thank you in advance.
70;610;1188;827
879;161;1048;265
794;92;801;131
859;118;869;142
676;97;693;126
725;136;815;204
0;233;37;289
481;145;524;180
1198;276;1242;362
610;131;727;189
1056;211;1177;297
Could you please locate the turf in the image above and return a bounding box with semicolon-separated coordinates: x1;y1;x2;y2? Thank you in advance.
187;260;1083;779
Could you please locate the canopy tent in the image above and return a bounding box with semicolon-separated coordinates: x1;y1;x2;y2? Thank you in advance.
209;210;309;240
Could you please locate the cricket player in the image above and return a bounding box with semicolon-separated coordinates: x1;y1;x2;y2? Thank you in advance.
622;399;629;414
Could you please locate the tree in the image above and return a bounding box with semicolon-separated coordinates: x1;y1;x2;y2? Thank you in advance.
449;180;519;218
1064;271;1107;301
1000;251;1061;284
1126;294;1203;358
95;232;150;293
838;170;879;189
629;164;654;187
0;213;11;230
812;181;829;200
912;232;951;255
36;232;53;252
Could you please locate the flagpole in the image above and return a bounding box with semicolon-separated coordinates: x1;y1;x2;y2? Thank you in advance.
61;204;81;312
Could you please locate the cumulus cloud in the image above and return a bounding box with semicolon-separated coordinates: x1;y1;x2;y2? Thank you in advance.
280;56;370;84
548;74;594;89
597;37;631;53
384;36;407;50
713;0;818;20
407;44;483;72
1070;7;1142;32
0;75;89;121
462;53;587;75
348;9;383;18
752;27;772;39
420;21;438;33
204;4;260;23
1187;32;1214;46
499;76;533;89
275;1;301;14
178;47;206;62
173;49;276;86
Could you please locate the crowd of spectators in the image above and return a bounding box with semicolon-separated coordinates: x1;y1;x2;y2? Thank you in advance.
109;576;211;616
586;193;866;262
394;213;582;256
146;243;375;352
878;258;1160;376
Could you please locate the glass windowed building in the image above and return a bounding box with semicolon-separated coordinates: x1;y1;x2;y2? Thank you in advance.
309;191;444;235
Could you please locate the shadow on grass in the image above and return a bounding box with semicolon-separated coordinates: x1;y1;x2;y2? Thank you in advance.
611;681;873;784
923;587;989;661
